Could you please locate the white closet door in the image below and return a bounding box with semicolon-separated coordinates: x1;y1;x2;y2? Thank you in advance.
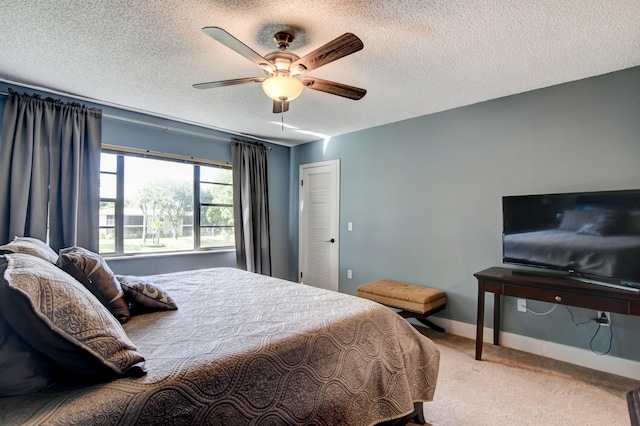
299;160;340;291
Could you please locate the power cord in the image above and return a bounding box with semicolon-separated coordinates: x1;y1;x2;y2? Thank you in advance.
589;323;613;355
565;305;594;326
525;303;558;316
565;306;613;355
521;304;614;355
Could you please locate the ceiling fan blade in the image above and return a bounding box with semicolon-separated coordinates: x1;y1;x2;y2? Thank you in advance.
301;77;367;100
291;33;363;74
202;27;275;72
193;77;264;90
273;100;290;114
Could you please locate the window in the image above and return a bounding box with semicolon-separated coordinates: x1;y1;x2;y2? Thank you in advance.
99;150;234;255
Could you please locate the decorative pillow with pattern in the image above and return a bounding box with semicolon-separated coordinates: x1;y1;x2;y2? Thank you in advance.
116;275;178;314
0;253;145;381
0;236;58;264
0;313;54;396
57;246;130;323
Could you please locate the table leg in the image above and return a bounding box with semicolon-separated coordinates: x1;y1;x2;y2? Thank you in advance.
493;292;501;346
475;281;485;360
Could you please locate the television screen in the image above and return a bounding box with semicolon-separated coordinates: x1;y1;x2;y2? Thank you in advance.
502;189;640;287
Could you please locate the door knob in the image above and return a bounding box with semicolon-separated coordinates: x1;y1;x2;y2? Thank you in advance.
326;238;335;243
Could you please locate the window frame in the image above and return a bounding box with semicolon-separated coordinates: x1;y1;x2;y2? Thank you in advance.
195;167;235;249
99;145;233;257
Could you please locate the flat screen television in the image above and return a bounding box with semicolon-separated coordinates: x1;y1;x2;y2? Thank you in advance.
502;189;640;288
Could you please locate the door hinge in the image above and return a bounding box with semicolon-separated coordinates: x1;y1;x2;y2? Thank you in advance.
300;272;303;279
300;179;303;186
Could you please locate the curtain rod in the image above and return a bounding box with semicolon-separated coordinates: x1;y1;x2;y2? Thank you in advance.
102;143;231;167
0;88;272;149
100;113;230;143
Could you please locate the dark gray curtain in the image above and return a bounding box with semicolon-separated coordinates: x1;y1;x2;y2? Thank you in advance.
0;90;102;252
231;139;271;275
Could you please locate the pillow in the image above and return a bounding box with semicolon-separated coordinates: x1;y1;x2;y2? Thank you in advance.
596;210;624;234
116;275;178;314
0;253;145;381
0;313;54;396
558;209;625;231
57;246;130;323
628;211;640;235
575;211;625;236
558;210;601;231
0;236;58;264
576;223;607;236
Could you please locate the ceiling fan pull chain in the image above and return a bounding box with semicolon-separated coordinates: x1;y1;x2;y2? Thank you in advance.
280;97;286;130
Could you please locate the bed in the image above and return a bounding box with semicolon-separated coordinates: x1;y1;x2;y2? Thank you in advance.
503;229;640;280
503;210;640;282
0;242;440;426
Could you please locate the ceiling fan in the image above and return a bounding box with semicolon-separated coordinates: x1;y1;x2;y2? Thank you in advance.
193;27;367;114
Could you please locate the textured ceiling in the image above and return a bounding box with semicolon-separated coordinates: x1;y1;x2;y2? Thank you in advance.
1;1;639;146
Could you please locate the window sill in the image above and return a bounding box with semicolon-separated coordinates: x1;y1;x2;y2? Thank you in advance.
103;248;235;262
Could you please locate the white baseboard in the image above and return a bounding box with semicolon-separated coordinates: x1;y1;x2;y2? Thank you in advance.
426;317;640;381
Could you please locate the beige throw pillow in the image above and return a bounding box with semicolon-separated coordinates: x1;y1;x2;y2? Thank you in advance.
0;253;145;381
0;236;58;264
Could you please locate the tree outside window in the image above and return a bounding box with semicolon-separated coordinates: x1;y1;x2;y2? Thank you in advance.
99;152;233;255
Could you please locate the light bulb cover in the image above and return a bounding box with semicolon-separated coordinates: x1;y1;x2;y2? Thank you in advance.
262;76;304;101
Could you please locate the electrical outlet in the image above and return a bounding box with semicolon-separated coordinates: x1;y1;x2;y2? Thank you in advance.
517;299;527;312
597;311;611;326
347;270;352;279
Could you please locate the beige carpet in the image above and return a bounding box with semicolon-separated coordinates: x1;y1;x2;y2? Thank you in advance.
411;328;639;426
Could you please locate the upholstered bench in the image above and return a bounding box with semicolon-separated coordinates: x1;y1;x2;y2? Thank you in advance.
357;280;446;332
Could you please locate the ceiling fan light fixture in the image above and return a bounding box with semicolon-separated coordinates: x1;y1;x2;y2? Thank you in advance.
262;76;304;101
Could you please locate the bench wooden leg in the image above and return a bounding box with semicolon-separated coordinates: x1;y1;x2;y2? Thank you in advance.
397;307;446;333
414;317;445;333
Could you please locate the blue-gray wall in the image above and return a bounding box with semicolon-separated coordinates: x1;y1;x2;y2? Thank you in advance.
0;83;291;279
290;66;640;361
3;66;640;362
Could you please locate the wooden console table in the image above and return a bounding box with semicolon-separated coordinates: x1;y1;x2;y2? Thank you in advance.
474;267;640;360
